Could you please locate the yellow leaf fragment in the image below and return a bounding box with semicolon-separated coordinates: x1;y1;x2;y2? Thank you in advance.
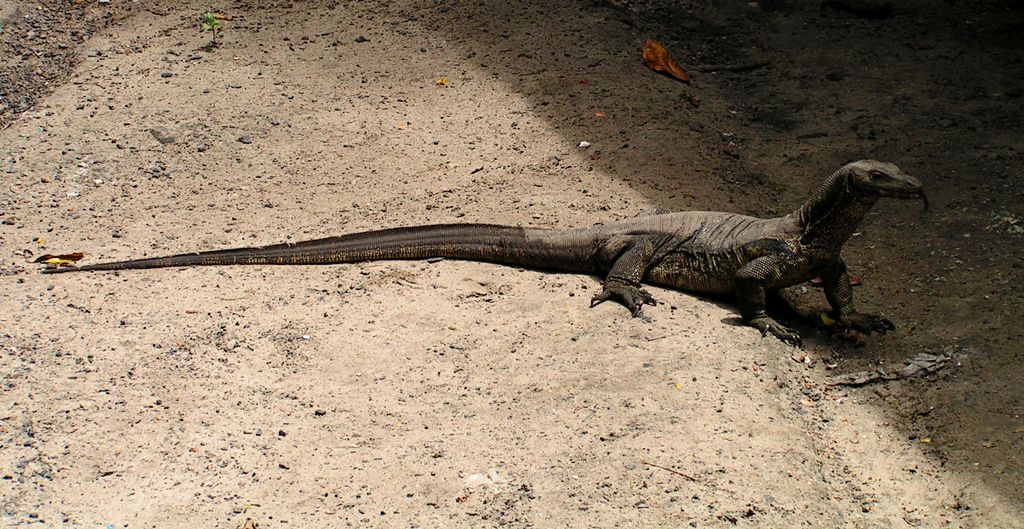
820;313;837;326
436;78;448;87
33;252;85;266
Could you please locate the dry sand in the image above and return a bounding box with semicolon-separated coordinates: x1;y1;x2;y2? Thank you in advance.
1;0;1021;527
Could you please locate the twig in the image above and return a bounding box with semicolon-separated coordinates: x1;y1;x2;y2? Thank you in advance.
697;60;770;73
641;460;701;483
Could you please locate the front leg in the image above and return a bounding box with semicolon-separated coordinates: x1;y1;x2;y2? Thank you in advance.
591;238;658;317
821;260;894;334
736;256;802;346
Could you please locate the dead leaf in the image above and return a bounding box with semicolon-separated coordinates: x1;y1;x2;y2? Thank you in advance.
811;276;861;287
827;352;950;387
455;495;468;503
594;111;606;118
240;519;257;529
642;39;689;83
213;13;234;21
33;252;85;266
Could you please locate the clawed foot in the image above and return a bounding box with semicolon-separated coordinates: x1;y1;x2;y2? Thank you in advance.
838;312;895;335
749;316;803;346
590;280;657;317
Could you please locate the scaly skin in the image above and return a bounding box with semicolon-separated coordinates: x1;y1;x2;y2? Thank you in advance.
40;160;925;345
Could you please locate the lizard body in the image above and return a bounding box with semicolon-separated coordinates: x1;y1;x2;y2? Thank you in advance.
41;160;925;344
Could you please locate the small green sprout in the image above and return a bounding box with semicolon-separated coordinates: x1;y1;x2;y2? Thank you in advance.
200;12;221;45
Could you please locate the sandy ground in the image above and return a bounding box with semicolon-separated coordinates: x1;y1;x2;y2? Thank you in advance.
1;0;1022;527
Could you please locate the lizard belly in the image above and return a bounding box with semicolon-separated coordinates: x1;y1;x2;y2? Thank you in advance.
643;251;740;296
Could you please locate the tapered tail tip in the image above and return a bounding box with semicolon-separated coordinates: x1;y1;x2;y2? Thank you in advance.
39;266;80;274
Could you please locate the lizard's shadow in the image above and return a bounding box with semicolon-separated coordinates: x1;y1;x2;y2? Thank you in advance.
715;289;832;347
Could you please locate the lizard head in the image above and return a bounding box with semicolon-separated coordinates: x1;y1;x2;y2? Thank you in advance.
846;160;927;207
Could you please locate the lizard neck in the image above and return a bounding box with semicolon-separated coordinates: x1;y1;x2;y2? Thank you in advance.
792;167;878;249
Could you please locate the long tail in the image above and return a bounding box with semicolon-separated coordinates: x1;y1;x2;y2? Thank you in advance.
41;224;598;275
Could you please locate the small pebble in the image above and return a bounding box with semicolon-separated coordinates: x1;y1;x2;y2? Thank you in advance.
355;36;369;43
160;71;173;78
238;135;253;144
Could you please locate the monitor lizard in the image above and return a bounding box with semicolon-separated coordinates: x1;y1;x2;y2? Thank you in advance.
40;160;925;345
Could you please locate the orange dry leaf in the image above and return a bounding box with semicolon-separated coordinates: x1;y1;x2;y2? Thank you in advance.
33;252;85;266
642;39;689;83
811;276;862;287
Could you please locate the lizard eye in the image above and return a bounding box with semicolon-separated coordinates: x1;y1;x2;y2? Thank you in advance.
867;170;887;181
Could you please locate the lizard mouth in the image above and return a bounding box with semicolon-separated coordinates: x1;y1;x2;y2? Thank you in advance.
888;188;924;199
880;188;928;210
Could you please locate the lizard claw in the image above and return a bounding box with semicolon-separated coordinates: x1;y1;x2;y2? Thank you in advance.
591;280;657;317
838;312;895;334
749;316;803;346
